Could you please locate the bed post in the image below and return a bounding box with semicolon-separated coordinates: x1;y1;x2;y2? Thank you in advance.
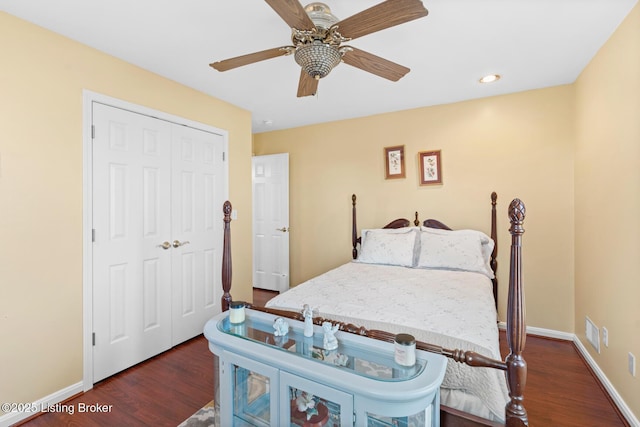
221;200;233;312
491;192;498;308
352;194;358;259
505;198;528;427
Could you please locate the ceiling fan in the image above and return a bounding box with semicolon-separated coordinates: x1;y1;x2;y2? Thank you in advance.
210;0;429;97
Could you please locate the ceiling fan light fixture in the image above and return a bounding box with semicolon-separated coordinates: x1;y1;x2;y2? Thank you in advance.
295;40;342;79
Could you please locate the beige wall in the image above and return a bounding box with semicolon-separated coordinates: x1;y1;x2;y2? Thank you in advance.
254;85;576;333
0;12;253;408
575;2;640;417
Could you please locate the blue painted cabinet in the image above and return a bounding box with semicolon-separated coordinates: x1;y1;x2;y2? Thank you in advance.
204;309;446;427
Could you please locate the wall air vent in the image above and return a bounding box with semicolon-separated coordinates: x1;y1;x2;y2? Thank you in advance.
585;316;600;353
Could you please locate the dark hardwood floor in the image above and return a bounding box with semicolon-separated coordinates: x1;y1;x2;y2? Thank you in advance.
14;336;214;427
498;333;629;427
252;288;279;306
15;288;629;427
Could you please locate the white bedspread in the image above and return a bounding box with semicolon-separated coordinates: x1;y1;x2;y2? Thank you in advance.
265;261;509;422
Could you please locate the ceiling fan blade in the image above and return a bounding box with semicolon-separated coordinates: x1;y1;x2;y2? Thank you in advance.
297;70;319;97
341;47;410;81
210;47;294;72
264;0;315;30
332;0;428;41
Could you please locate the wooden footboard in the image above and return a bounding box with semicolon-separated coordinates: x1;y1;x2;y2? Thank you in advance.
220;194;528;426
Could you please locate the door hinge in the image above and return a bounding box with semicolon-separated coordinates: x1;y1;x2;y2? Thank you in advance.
222;152;226;161
92;332;95;346
92;229;96;242
91;125;95;139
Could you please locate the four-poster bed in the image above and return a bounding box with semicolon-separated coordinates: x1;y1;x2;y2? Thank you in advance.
218;193;528;427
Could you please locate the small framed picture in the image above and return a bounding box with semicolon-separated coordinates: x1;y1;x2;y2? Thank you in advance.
384;145;405;179
418;150;442;185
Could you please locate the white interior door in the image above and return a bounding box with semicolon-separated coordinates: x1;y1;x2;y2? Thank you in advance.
171;125;224;345
252;153;290;292
92;103;174;382
91;102;225;382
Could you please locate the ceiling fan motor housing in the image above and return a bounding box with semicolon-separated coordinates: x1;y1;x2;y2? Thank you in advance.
304;2;339;30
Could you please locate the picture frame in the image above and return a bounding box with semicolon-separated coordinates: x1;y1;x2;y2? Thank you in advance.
384;145;405;179
418;150;442;185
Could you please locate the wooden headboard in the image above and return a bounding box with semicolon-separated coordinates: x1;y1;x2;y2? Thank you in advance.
351;192;499;308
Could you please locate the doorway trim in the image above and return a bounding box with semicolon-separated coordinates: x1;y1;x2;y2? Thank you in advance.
82;90;229;391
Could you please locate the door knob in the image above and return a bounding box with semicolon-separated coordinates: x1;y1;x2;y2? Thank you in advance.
172;240;190;248
158;241;171;250
276;227;289;232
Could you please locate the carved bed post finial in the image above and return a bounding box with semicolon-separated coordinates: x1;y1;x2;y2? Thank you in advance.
508;199;525;234
221;201;233;312
352;194;358;259
491;192;498;307
414;211;420;227
505;198;528;427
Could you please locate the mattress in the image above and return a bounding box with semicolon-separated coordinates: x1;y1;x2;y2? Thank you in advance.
265;261;509;423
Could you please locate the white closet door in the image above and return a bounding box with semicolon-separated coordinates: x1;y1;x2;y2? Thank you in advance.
92;102;225;382
92;103;173;382
171;125;224;344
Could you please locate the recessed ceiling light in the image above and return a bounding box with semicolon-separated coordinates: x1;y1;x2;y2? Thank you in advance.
479;74;501;84
262;119;274;126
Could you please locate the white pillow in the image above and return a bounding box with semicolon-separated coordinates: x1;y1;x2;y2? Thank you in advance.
417;227;495;278
357;228;418;267
359;226;418;248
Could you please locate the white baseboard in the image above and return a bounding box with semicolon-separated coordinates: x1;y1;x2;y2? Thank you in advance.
497;322;575;340
573;337;640;427
0;381;83;427
497;322;639;426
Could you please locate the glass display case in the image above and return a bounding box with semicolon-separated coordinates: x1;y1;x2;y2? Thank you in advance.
217;352;278;427
282;372;352;427
233;366;270;426
205;309;446;427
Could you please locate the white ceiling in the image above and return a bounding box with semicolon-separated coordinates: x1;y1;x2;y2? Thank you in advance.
2;0;637;133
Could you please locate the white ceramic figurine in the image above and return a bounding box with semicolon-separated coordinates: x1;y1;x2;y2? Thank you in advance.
302;304;314;337
322;321;339;351
273;317;289;337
